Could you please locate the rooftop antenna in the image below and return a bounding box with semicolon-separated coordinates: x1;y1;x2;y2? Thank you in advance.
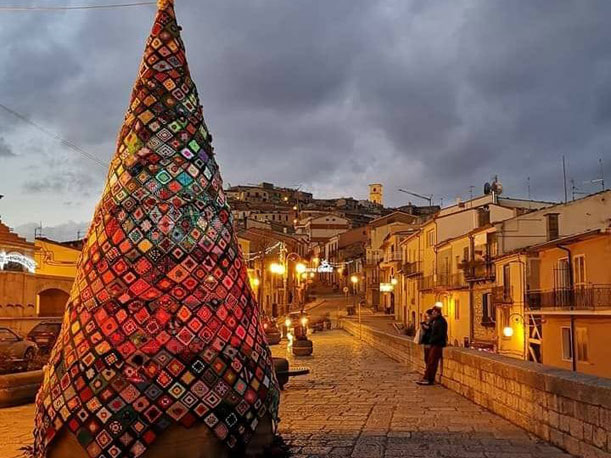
468;186;475;201
0;194;3;220
583;158;605;192
562;156;568;203
397;189;433;206
527;177;531;209
571;179;587;201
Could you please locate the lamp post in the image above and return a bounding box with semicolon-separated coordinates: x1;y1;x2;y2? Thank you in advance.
351;275;361;338
502;312;526;359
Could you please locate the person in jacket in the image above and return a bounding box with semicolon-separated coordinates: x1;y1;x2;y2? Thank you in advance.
417;306;447;385
419;309;433;365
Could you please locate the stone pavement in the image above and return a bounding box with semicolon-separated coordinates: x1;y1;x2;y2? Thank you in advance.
272;330;572;458
0;330;572;458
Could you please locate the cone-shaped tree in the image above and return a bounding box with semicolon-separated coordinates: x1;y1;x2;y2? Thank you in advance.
33;1;279;456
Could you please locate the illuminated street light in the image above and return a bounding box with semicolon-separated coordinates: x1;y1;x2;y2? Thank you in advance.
434;301;443;309
270;263;286;274
296;263;306;274
391;278;398;286
350;275;359;284
252;278;260;287
503;326;514;338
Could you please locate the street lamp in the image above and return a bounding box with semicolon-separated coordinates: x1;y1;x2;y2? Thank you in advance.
295;263;306;275
270;263;286;275
503;313;524;338
350;275;362;339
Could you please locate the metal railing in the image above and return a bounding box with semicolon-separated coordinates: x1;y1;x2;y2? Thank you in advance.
382;252;403;263
527;286;611;311
401;261;422;277
419;273;467;290
461;260;495;282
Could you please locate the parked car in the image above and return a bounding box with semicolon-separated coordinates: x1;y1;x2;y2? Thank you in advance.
27;320;62;353
0;327;38;373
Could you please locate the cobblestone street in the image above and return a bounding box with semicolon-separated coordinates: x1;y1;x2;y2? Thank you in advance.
0;330;572;458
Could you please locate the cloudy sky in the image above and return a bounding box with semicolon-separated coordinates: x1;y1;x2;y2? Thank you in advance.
1;0;610;240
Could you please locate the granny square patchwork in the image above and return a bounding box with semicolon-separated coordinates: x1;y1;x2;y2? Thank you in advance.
32;2;279;457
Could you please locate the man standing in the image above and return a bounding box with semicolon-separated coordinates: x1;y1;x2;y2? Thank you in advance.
417;306;447;386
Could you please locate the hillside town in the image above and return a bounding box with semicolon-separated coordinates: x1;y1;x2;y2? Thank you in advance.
2;179;609;379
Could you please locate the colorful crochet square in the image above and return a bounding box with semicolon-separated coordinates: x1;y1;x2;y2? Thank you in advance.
32;2;280;457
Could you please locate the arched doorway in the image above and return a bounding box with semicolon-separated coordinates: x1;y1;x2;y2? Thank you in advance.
38;289;70;316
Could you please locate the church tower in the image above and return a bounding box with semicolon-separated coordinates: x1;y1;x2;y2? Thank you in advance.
369;183;383;205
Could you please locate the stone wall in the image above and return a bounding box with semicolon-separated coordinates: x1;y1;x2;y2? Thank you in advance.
0;370;43;407
341;319;611;457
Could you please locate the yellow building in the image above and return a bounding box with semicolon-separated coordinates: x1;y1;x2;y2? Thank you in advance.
525;229;611;378
0;221;80;319
399;230;423;331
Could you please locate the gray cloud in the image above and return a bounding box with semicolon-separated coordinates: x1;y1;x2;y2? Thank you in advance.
0;137;14;157
1;0;611;228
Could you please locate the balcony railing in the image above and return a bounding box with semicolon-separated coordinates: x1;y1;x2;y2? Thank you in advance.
419;273;467;290
492;286;513;306
460;259;495;282
401;261;422;277
527;286;611;311
382;252;403;264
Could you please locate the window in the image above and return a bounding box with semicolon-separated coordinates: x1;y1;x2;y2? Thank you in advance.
503;264;511;298
482;293;495;324
426;229;435;247
576;327;588;362
454;299;460;320
574;255;586;286
556;258;570;289
546;214;559;241
463;246;470;262
561;327;573;361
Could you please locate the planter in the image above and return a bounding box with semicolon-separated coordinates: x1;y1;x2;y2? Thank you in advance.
266;331;281;345
292;339;313;356
0;369;43;407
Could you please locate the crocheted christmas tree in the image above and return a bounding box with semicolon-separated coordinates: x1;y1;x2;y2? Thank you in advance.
32;1;279;456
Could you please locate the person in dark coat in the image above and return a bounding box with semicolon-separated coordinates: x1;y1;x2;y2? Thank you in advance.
417;306;447;385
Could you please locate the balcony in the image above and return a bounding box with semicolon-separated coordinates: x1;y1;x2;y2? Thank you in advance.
401;261;422;277
492;286;513;306
527;286;611;311
460;259;495;282
419;273;467;291
382;252;403;264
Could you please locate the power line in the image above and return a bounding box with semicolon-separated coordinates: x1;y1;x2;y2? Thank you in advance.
0;102;108;169
0;2;155;11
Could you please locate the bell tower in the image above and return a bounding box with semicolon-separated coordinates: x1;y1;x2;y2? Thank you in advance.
369;183;383;205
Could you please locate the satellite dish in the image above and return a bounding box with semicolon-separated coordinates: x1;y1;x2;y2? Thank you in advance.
484;182;492;195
